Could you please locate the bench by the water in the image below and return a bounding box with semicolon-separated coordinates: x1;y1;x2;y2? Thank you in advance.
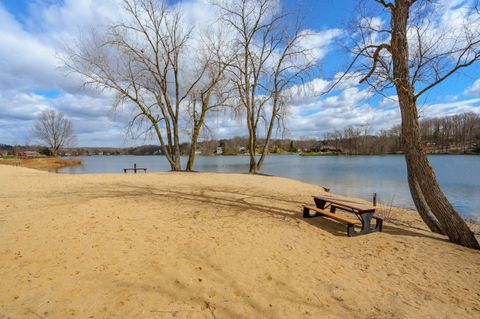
123;163;147;173
303;194;383;236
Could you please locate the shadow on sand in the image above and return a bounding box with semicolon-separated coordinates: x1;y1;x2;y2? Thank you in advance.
68;181;446;242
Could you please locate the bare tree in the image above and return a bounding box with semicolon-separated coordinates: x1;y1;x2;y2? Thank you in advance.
215;0;315;173
346;0;480;248
65;0;209;171
32;109;76;156
185;33;233;171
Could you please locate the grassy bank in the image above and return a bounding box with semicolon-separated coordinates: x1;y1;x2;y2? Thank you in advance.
0;157;82;171
299;152;339;156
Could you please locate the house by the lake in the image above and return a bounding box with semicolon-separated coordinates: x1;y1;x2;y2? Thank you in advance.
320;145;342;153
17;151;42;158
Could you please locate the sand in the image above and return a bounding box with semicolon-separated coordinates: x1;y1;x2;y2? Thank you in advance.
1;165;479;319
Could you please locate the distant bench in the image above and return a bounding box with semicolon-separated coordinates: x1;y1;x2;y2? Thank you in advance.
123;163;147;173
303;194;382;237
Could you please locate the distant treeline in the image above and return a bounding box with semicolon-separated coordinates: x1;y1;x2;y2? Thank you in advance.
0;144;13;150
57;145;165;156
2;112;479;156
0;144;164;157
321;112;480;155
216;112;480;155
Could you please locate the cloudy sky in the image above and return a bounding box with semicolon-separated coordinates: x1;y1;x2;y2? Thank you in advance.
1;0;480;147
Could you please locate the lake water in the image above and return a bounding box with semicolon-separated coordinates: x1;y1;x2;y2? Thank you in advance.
58;154;480;220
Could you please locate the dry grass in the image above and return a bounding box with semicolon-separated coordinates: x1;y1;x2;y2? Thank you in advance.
467;219;480;235
0;157;82;170
374;196;398;222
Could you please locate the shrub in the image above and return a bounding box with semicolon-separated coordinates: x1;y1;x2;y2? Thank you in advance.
39;147;53;156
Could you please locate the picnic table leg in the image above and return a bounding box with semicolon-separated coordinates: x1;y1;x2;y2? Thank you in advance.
303;206;310;218
373;216;383;232
313;198;327;210
347;212;383;237
303;206;326;218
303;206;320;218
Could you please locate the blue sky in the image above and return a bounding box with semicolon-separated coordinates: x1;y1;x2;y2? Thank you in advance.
0;0;479;147
1;0;29;17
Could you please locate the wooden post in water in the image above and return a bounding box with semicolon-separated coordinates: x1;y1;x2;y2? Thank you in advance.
134;163;137;173
373;193;377;206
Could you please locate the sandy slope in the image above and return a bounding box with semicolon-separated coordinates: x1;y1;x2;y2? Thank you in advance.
0;165;479;319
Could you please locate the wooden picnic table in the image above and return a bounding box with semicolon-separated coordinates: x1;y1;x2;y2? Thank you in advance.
123;163;147;173
303;194;382;236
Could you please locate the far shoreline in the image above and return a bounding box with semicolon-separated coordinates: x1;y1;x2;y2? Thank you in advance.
64;152;480;157
0;157;82;171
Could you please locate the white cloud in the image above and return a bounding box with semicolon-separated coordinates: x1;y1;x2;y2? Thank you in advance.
421;98;480;118
0;8;62;91
298;28;343;62
464;79;480;96
379;95;398;108
0;0;479;147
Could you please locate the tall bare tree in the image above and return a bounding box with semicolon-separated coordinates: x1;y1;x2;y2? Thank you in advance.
32;109;76;156
65;0;208;171
216;0;315;173
345;0;480;248
185;33;232;171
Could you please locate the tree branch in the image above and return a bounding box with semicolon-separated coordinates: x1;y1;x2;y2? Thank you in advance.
359;43;391;83
375;0;394;10
415;49;480;99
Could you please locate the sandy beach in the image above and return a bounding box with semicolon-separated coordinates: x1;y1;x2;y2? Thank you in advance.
1;165;479;319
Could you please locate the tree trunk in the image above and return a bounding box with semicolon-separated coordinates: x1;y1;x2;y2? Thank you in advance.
257;95;278;171
186;136;198;172
408;173;444;234
248;136;258;173
392;0;479;249
401;102;479;248
186;123;200;172
185;149;195;172
151;118;179;172
165;149;180;171
186;106;207;172
249;150;258;173
159;141;179;171
172;116;182;171
247;109;258;174
172;152;181;171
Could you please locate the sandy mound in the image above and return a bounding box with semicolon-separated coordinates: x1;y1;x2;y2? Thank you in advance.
0;165;479;318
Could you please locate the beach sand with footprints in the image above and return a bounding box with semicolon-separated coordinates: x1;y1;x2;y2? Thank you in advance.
1;165;479;318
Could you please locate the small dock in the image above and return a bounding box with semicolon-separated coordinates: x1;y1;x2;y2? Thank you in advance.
123;163;147;173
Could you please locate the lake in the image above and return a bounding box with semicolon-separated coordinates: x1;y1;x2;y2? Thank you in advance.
58;154;480;220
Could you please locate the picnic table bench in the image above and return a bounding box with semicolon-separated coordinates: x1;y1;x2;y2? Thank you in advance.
303;194;383;237
123;163;147;173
